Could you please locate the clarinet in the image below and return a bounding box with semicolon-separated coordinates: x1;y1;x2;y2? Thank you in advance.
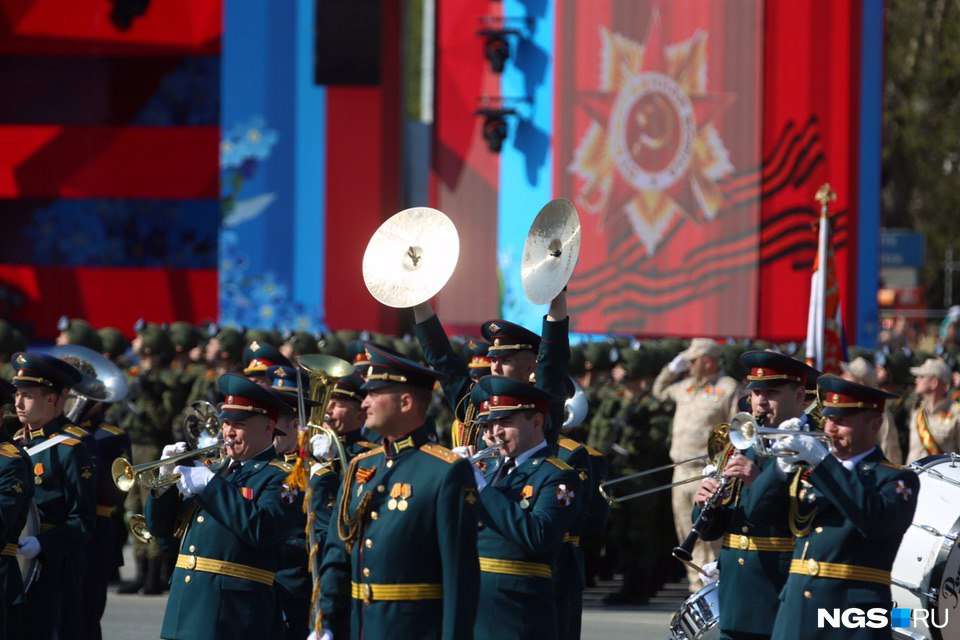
672;414;766;568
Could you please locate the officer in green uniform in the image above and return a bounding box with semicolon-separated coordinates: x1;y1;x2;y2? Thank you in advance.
118;323;183;595
11;353;96;640
693;351;818;640
320;346;479;640
744;376;919;640
241;340;291;385
466;376;582;640
305;372;374;638
265;364;312;640
0;379;34;640
145;374;298;639
411;290;570;446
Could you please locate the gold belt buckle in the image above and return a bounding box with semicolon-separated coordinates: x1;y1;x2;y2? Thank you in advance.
738;535;749;550
185;555;197;570
806;559;819;576
363;583;373;604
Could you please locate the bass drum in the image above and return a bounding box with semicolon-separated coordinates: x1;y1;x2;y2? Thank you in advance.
669;581;719;640
19;501;39;592
891;454;960;640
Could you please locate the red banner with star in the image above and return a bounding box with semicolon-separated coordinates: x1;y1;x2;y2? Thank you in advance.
555;0;861;340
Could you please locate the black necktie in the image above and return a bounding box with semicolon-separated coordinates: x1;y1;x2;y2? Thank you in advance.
492;458;515;487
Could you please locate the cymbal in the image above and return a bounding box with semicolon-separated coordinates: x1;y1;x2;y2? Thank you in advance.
298;354;353;378
521;199;581;305
362;207;460;308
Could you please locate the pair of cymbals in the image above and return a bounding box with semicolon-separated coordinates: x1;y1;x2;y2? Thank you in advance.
362;199;580;308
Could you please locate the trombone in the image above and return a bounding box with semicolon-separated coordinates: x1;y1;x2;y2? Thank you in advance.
728;412;834;458
598;454;709;504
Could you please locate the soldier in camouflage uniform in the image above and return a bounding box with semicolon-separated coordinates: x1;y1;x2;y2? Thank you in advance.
168;322;207;413
281;330;320;360
182;327;243;412
55;317;103;352
117;323;184;595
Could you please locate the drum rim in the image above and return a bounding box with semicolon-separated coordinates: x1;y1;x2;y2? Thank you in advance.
668;581;720;639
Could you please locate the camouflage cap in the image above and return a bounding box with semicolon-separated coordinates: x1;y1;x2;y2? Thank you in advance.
169;321;200;352
58;317;103;352
138;323;173;359
98;327;129;360
215;327;244;361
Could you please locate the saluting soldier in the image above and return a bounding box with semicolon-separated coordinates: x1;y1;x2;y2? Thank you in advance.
905;357;960;463
693;351;818;640
11;353;96;640
653;338;739;592
145;374;297;639
319;346;480;640
466;376;582;640
0;379;34;640
744;376;919;640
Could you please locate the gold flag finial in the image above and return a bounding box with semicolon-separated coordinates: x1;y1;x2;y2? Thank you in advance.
814;183;836;215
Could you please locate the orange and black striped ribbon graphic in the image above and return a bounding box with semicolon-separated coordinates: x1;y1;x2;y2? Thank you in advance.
917;406;943;456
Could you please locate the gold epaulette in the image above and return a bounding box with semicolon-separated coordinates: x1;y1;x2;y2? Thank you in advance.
878;461;908;471
312;465;333;478
100;425;124;436
355;446;384;462
58;437;81;447
0;443;21;459
545;456;572;471
420;443;460;465
557;437;582;452
63;426;90;439
584;444;604;457
268;460;293;473
12;429;24;442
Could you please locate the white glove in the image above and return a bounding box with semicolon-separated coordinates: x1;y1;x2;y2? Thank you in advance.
160;442;188;479
778;417;804;432
306;630;333;640
776;457;798;477
701;464;717;477
452;446;470;459
310;433;335;461
18;536;41;560
773;434;829;468
698;560;719;585
668;354;691;374
176;464;215;497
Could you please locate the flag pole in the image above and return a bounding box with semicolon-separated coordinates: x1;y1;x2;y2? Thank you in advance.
813;184;836;371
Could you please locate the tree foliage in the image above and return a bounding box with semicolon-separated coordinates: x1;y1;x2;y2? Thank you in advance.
884;0;960;306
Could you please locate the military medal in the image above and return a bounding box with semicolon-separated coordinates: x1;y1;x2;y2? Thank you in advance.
388;483;402;510
520;485;534;509
34;462;43;485
397;483;411;511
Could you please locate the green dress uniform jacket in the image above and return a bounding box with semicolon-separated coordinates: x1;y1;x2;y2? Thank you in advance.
0;433;34;638
145;446;297;640
320;426;480;640
693;449;794;637
474;445;583;640
744;447;919;640
17;420;96;640
554;437;598;640
275;452;309;640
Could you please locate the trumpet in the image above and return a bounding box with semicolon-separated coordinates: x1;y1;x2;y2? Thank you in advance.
470;440;505;463
111;438;233;492
728;412;834;458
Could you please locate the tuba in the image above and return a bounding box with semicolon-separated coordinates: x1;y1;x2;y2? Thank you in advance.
49;344;129;423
